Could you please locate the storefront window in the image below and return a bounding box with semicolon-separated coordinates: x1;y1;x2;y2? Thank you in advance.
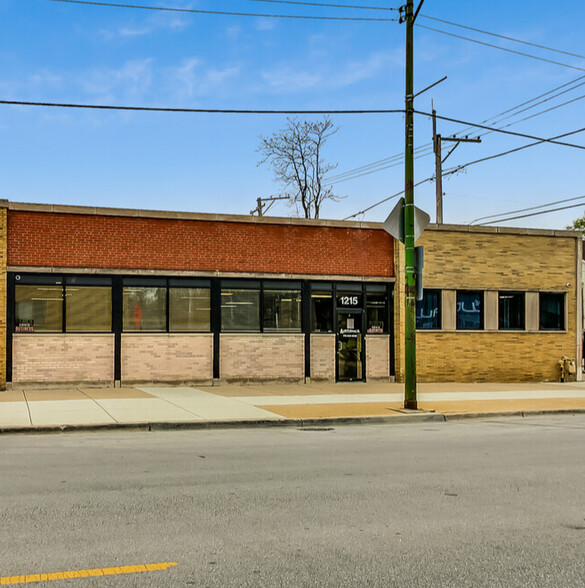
15;285;63;332
311;291;333;332
169;288;210;332
416;289;441;330
540;292;564;330
366;293;387;334
123;287;167;332
499;292;525;330
221;288;260;331
263;289;301;332
66;287;112;332
456;290;483;330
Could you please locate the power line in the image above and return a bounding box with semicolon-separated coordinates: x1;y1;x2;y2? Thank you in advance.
43;0;398;21
342;176;434;219
416;23;585;73
475;201;585;226
443;125;585;178
419;14;585;61
469;195;585;225
327;74;585;185
0;99;403;114
242;0;398;11
414;109;585;150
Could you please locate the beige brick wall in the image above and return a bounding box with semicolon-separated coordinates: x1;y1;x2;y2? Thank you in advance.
395;227;582;382
310;334;335;381
13;334;114;383
417;332;570;382
122;334;212;383
220;334;304;381
366;335;390;380
0;206;6;389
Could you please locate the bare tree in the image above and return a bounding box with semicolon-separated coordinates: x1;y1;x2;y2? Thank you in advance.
257;117;341;219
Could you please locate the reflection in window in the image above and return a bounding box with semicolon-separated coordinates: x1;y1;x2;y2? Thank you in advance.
221;289;260;331
263;290;301;332
15;285;63;332
416;289;441;330
169;288;210;332
540;292;564;330
499;292;525;330
456;291;483;330
66;287;112;332
123;287;167;331
366;293;386;333
311;291;333;332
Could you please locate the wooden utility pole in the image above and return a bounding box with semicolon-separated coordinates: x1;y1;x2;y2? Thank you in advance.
432;110;443;224
432;109;481;224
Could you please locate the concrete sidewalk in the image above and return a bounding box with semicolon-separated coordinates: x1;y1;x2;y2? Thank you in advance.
2;381;585;432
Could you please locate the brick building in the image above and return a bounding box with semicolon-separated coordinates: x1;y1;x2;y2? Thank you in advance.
0;201;581;387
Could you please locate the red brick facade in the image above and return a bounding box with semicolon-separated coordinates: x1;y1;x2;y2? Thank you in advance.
7;210;394;278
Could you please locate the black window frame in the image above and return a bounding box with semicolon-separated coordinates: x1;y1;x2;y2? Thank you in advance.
498;291;526;331
456;290;484;331
416;289;442;330
539;292;565;331
13;274;114;334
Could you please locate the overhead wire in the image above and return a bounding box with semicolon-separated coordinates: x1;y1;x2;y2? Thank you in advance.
328;73;585;185
414;109;585;150
42;0;398;21
475;201;585;226
241;0;399;11
342;176;434;220
418;15;585;61
415;24;585;73
469;195;585;225
0;99;404;114
443;125;585;179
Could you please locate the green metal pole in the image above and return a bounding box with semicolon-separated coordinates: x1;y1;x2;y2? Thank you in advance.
404;0;417;409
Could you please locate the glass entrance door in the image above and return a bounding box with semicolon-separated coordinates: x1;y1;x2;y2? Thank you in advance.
336;311;364;382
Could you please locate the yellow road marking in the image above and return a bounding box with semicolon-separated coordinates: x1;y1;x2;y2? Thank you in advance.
0;562;177;585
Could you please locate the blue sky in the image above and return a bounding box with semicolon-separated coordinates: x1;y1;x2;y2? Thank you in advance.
1;0;584;228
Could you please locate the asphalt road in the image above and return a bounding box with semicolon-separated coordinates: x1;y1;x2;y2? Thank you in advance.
1;415;584;587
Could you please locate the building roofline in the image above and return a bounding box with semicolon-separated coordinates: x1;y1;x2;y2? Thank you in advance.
4;200;582;238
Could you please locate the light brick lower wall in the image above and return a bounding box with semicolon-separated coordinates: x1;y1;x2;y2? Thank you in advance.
310;334;335;381
13;334;114;383
366;336;390;380
121;334;213;383
416;332;572;382
0;207;6;389
220;334;304;381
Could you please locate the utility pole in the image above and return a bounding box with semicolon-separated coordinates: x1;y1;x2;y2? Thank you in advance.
250;195;289;216
432;110;443;224
403;0;418;409
432;109;481;224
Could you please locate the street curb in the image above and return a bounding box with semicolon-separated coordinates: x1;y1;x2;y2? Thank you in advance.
1;408;585;435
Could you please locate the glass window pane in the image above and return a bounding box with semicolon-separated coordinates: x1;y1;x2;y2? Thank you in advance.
221;289;260;331
366;293;387;334
498;292;525;330
15;285;63;332
311;291;333;332
123;287;167;332
66;286;112;332
263;290;301;332
169;288;210;332
540;293;564;330
416;289;441;330
456;291;483;330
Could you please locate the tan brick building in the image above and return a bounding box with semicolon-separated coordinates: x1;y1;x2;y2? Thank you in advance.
394;224;582;382
1;201;581;387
